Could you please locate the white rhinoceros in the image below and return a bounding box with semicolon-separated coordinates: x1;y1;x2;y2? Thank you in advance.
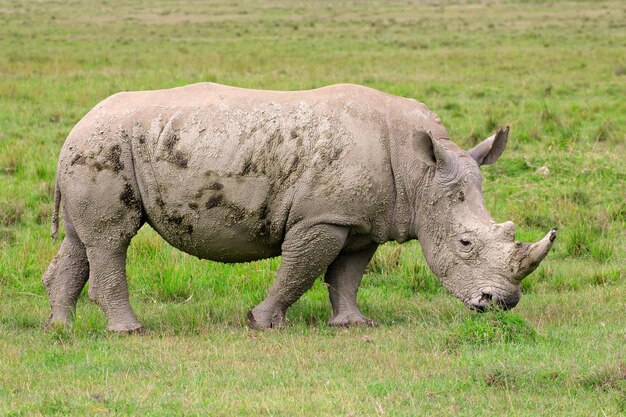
42;83;556;332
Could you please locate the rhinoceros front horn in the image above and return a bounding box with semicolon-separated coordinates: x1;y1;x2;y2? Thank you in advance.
512;228;558;281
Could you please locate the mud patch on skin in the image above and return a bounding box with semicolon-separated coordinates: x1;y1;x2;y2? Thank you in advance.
172;150;188;168
235;126;305;183
203;191;257;226
160;128;190;168
208;181;223;191
205;194;223;209
70;153;87;166
155;195;195;237
284;155;300;180
194;180;225;199
192;171;274;234
256;201;271;236
205;193;245;223
319;146;343;166
203;170;244;183
224;203;247;225
166;213;184;225
107;145;124;173
163;130;180;152
257;220;271;237
119;183;139;208
68;144;125;173
241;154;258;176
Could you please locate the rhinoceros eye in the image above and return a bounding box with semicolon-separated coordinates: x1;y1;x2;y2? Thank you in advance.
458;191;465;202
457;237;476;257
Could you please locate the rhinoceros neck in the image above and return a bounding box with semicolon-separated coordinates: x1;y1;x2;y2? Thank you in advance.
386;138;438;244
385;108;450;244
397;164;439;244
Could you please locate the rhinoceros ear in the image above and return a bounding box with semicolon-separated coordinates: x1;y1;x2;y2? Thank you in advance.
412;129;454;169
469;127;509;166
412;130;437;165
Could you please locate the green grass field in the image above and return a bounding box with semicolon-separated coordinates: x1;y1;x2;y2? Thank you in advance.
1;0;624;415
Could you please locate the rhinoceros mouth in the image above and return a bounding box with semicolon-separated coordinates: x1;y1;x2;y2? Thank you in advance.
466;289;520;312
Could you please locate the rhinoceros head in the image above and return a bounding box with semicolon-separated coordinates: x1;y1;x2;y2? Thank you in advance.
412;128;556;311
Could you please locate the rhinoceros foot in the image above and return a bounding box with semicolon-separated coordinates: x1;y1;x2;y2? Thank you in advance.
107;322;144;334
247;307;286;330
43;311;72;330
328;312;378;328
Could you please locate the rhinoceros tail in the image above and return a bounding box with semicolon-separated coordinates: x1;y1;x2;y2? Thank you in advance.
51;178;61;240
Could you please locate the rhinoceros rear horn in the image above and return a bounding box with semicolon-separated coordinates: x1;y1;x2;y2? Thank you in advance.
469;126;509;166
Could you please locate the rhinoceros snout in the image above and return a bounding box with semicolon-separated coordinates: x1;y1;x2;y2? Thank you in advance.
468;290;520;312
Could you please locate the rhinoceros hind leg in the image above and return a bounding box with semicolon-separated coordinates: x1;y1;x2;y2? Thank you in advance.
248;223;349;329
325;244;378;327
86;245;143;333
42;212;89;329
60;160;144;333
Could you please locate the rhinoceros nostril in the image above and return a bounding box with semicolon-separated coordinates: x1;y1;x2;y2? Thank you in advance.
470;303;487;313
468;292;493;313
479;292;493;304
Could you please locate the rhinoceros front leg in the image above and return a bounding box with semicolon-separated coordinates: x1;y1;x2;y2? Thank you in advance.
325;243;378;327
248;223;349;329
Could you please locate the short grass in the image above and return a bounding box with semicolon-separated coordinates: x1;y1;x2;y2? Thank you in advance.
1;0;624;415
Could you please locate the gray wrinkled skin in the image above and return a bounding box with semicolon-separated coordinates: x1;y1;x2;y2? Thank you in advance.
42;83;556;332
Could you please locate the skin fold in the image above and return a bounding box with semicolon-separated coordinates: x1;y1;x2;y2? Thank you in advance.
42;82;556;332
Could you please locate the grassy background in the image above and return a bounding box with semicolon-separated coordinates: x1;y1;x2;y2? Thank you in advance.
0;0;624;415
